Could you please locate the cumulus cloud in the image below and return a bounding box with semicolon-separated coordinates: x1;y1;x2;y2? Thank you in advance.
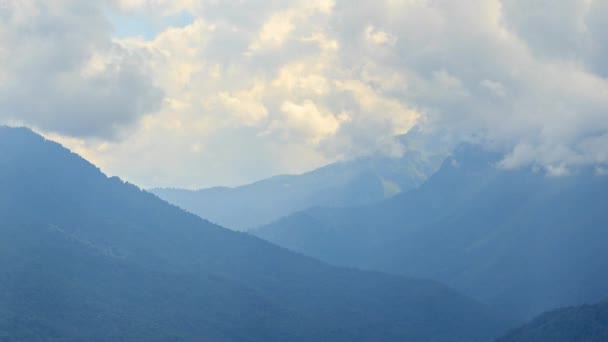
5;0;608;188
327;0;608;174
364;25;396;46
60;0;422;188
0;0;163;139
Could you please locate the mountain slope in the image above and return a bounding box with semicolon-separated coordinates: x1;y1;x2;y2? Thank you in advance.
152;132;446;230
0;127;508;341
497;300;608;342
253;145;608;320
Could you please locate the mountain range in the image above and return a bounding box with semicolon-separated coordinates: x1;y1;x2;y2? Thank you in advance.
152;131;446;231
253;145;608;321
0;127;509;341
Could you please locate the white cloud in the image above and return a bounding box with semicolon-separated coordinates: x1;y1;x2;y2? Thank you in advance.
214;83;269;126
278;100;347;144
249;11;296;51
272;63;331;96
0;0;163;139
5;0;608;188
365;25;396;46
480;80;507;98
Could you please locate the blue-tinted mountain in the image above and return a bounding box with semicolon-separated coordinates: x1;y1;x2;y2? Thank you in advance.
497;300;608;342
254;144;608;320
152;132;446;231
0;127;508;341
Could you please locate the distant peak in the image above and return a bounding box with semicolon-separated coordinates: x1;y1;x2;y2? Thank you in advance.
449;144;502;169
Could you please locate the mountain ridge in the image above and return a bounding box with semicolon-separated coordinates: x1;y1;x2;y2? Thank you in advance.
497;299;608;342
0;126;509;341
151;131;447;230
253;144;608;320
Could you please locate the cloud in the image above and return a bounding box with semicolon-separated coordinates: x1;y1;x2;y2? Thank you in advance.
0;0;163;139
277;100;348;145
364;25;396;46
6;0;608;188
328;0;608;174
215;86;269;127
248;10;296;51
62;0;421;188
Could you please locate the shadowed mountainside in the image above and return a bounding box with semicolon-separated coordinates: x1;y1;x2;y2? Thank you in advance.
0;127;509;341
254;145;608;320
497;299;608;342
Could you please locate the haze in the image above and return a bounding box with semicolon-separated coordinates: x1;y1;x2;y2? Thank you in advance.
1;1;608;341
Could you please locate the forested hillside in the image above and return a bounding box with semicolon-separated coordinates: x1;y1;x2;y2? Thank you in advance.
0;127;509;341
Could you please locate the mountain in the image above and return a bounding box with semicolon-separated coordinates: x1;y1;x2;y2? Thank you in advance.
0;127;509;341
253;145;608;320
152;131;446;231
497;300;608;342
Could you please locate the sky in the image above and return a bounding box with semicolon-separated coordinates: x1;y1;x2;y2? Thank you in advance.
1;0;607;188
